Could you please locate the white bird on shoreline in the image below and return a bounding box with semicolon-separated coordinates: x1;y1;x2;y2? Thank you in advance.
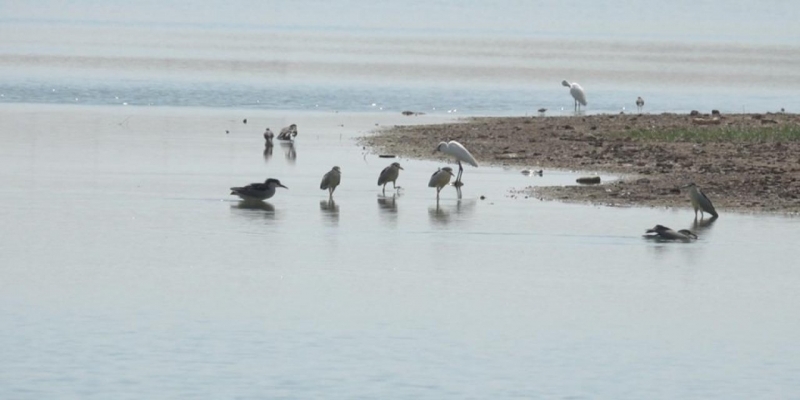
433;140;478;187
230;178;288;201
562;80;587;111
377;162;403;193
320;166;342;199
428;167;455;200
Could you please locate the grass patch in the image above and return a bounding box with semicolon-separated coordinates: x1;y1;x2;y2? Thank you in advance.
615;126;800;143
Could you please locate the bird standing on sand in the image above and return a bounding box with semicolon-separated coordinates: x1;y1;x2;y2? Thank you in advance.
636;96;645;113
428;167;455;200
377;162;403;193
320;166;342;199
562;80;587;111
683;183;719;219
277;124;298;140
433;140;478;187
644;225;698;241
230;178;288;201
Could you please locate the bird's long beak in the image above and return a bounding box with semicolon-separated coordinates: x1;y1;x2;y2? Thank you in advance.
447;170;454;176
399;166;404;170
279;184;288;189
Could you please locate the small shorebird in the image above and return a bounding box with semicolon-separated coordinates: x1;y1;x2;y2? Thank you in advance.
277;124;298;140
377;162;403;193
644;225;697;241
537;108;547;116
230;178;288;201
682;183;719;219
433;140;478;187
263;128;274;146
320;166;342;199
562;80;587;112
636;96;644;113
428;167;455;200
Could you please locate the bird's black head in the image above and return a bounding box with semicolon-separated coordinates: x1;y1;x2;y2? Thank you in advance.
265;178;288;189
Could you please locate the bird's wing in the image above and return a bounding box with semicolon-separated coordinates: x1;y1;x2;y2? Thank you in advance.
697;189;719;216
320;173;329;189
450;141;479;167
377;166;390;185
571;85;587;106
428;170;441;187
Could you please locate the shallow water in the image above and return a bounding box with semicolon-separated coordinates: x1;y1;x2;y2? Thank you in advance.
1;106;799;398
3;1;800;397
2;1;800;115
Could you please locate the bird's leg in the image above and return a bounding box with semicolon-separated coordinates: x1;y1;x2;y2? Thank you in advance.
392;181;397;190
382;184;386;195
454;160;464;187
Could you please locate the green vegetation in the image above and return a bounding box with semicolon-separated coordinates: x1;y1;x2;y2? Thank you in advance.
616;125;800;143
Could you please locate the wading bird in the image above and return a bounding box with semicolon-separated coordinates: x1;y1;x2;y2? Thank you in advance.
263;128;274;147
683;183;719;219
277;124;298;140
230;178;287;201
433;140;478;187
377;162;403;193
636;96;644;113
644;225;697;241
320;166;342;199
562;80;587;111
428;167;455;200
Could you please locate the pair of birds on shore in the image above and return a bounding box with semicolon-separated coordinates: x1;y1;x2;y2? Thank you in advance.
561;79;645;113
231;140;479;201
644;183;719;241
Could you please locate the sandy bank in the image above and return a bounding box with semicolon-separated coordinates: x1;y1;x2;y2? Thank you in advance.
362;112;800;214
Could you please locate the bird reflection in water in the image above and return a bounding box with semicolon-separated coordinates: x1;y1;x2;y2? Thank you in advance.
428;198;476;225
231;200;277;221
281;142;296;164
691;215;718;234
233;200;275;212
263;145;273;163
320;199;339;224
377;193;398;213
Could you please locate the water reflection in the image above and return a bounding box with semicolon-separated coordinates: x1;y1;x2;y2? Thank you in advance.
263;144;273;163
377;194;398;213
281;142;297;164
427;198;477;225
691;215;718;234
230;200;276;220
320;199;339;225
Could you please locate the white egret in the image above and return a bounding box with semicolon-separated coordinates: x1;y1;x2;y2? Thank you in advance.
377;162;403;192
277;124;298;140
561;80;587;111
683;183;719;219
636;96;645;113
320;166;342;199
433;140;478;187
428;167;455;200
230;178;287;201
644;225;697;241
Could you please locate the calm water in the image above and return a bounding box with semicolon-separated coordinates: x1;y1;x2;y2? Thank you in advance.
2;1;800;398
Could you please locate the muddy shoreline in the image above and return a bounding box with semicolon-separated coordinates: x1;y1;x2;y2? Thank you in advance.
362;112;800;214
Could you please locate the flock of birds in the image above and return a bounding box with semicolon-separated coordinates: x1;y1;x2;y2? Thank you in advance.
231;122;480;204
231;82;718;243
